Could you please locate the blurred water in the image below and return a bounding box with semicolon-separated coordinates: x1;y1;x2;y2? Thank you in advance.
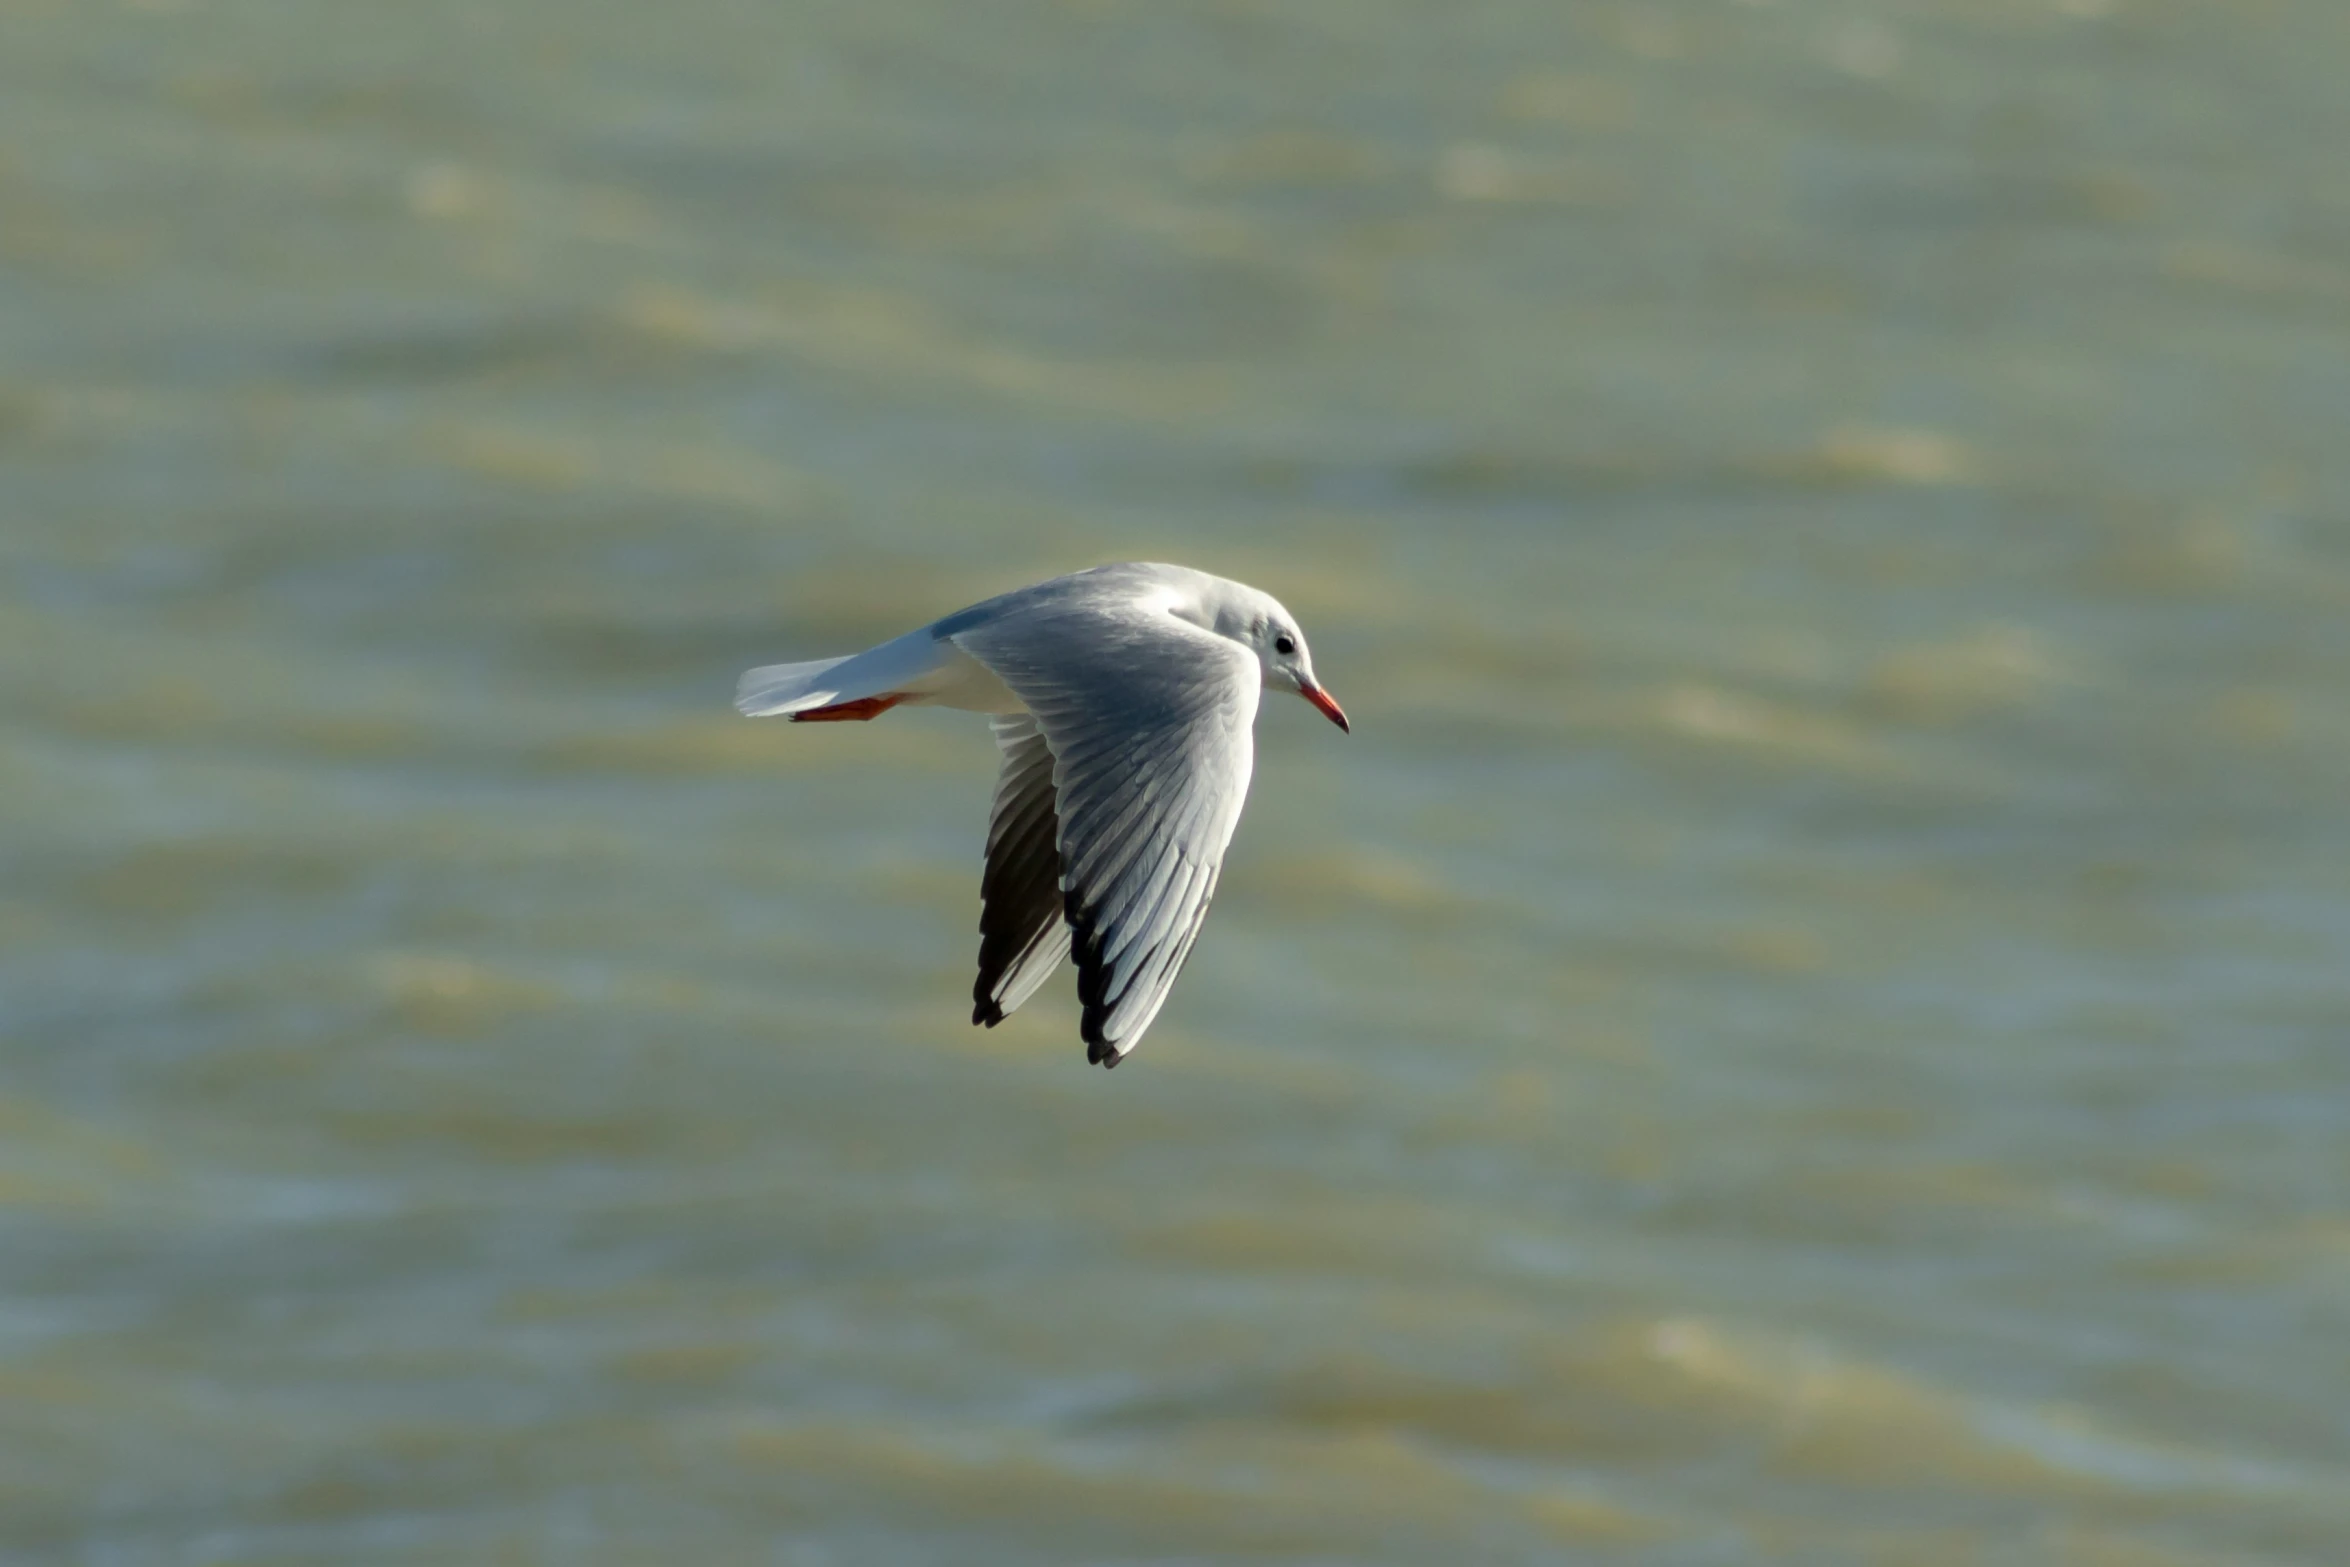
5;0;2349;1562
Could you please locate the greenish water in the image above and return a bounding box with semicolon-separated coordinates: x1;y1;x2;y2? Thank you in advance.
6;1;2350;1561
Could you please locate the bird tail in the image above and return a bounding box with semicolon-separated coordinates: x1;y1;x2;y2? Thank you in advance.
734;656;856;717
737;627;965;719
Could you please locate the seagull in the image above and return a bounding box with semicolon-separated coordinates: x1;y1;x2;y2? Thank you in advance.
736;562;1350;1067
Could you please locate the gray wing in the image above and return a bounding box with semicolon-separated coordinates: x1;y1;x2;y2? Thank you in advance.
951;600;1259;1066
973;713;1072;1027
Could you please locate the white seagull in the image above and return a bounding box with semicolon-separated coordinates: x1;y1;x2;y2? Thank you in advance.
736;562;1350;1067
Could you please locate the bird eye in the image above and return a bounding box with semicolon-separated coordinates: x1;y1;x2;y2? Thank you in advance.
1273;634;1296;656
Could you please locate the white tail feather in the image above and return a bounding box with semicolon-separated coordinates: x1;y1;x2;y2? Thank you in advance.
737;627;978;719
735;657;852;717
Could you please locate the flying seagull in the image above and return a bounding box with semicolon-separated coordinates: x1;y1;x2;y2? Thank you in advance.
736;562;1350;1067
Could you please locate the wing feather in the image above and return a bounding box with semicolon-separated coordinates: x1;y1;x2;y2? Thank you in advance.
952;598;1257;1065
971;714;1071;1026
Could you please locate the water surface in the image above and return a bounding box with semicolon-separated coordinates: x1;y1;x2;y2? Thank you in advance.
5;1;2349;1561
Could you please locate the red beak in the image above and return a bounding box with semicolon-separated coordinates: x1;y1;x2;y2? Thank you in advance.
1299;681;1351;733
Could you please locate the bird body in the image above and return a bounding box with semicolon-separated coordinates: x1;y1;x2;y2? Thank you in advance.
736;563;1348;1066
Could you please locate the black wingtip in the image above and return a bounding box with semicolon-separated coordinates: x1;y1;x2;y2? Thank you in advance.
1069;893;1121;1061
973;998;1005;1028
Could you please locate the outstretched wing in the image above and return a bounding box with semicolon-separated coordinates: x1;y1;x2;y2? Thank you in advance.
951;600;1258;1065
973;713;1072;1027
